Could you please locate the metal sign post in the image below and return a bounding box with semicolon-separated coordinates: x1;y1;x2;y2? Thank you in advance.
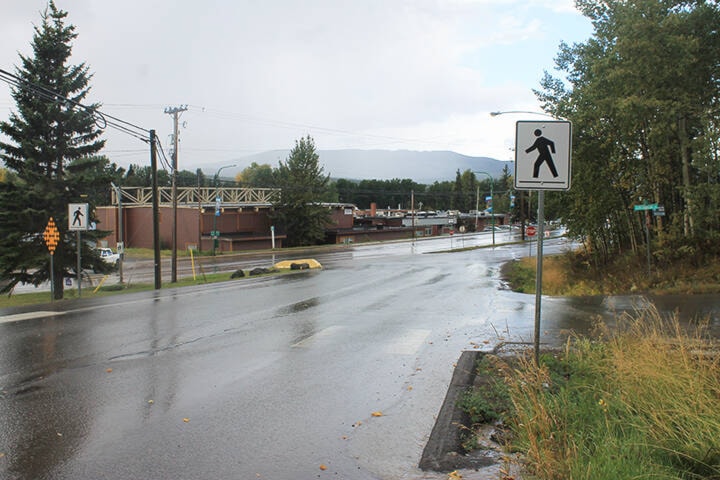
634;203;659;277
43;217;60;301
515;120;573;365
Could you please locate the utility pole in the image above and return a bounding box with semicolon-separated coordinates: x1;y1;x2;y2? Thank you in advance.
110;182;124;284
164;105;187;283
411;190;415;243
151;129;161;290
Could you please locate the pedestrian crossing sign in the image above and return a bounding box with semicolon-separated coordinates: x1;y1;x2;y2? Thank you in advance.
515;120;572;191
69;203;89;231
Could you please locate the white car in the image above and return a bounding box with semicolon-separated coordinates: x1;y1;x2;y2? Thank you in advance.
98;248;120;265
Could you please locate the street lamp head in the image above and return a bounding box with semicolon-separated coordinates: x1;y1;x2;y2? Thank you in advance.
214;164;238;187
215;163;237;176
489;110;562;120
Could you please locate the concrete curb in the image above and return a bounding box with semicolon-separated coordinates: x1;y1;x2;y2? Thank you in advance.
419;350;498;472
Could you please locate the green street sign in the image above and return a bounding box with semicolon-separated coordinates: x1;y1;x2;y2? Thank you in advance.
633;203;658;211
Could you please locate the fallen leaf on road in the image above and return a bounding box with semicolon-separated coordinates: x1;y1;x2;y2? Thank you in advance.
448;471;462;479
147;399;154;404
371;411;383;417
106;368;113;373
183;418;190;423
319;464;327;471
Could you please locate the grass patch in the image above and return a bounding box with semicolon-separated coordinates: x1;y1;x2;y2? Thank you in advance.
0;268;291;308
461;309;720;479
501;250;720;296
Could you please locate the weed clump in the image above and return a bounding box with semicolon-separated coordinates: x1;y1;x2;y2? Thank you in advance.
458;355;513;425
501;250;720;296
501;308;720;479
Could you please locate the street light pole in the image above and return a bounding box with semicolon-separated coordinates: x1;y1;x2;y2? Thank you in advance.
212;164;236;256
474;171;495;246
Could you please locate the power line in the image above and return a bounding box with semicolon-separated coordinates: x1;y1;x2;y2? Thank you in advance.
0;67;150;143
185;105;455;150
90;102;467;155
154;136;172;171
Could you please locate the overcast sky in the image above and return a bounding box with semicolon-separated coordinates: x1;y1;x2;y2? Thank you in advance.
0;0;592;172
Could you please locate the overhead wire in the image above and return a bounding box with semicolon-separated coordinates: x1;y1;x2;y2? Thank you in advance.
153;136;173;172
0;72;479;166
0;67;151;144
184;104;453;151
82;101;444;150
60;102;461;158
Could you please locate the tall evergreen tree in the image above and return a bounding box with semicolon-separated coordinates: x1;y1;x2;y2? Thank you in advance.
272;136;332;247
459;169;477;212
0;1;107;299
452;170;463;211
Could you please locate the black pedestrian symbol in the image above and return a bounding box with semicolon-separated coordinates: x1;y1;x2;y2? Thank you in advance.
72;206;84;226
525;129;559;178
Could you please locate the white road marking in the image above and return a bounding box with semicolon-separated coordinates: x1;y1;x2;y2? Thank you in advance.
291;325;345;348
0;311;66;324
385;329;431;355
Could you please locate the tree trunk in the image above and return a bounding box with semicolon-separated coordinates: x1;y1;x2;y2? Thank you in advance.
53;262;64;300
679;116;694;236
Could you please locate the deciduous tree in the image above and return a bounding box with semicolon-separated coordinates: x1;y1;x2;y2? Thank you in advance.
237;162;274;187
539;0;720;264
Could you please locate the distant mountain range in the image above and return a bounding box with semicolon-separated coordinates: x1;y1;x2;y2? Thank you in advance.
201;149;511;184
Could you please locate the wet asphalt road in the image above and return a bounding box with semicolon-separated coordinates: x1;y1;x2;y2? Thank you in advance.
1;234;718;479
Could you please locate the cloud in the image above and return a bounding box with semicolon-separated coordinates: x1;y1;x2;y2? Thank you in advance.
1;0;592;170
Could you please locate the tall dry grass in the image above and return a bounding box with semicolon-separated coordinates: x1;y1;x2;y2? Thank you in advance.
506;306;720;479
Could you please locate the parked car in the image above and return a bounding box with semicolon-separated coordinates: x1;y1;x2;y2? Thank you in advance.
98;247;120;266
